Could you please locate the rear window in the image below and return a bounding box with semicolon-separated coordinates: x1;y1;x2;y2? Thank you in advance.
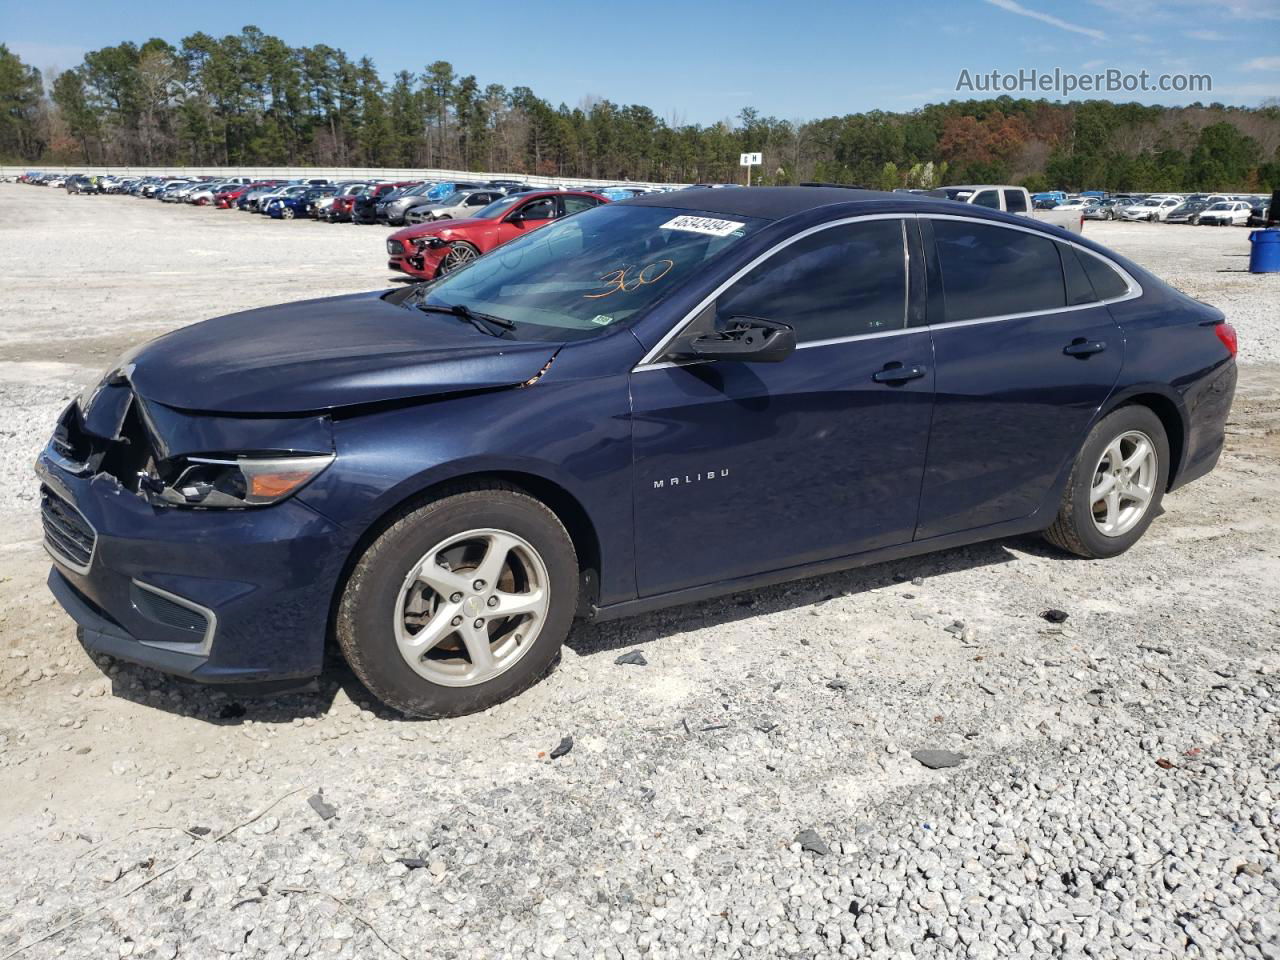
932;220;1065;322
1003;189;1028;213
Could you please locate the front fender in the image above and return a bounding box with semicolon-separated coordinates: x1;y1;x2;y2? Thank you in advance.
297;374;637;605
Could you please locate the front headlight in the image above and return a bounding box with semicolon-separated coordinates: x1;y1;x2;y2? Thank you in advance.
149;454;334;508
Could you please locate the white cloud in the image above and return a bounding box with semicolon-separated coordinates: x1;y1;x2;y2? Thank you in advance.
1243;56;1280;70
1213;82;1280;97
1089;0;1279;20
983;0;1107;40
1082;59;1106;69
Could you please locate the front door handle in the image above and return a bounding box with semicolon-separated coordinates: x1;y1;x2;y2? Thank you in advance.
872;362;927;384
1064;338;1107;357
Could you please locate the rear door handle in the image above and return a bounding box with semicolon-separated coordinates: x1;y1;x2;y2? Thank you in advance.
872;363;927;384
1064;339;1107;357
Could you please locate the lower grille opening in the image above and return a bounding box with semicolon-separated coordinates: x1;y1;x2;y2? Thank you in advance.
130;582;210;640
41;487;96;572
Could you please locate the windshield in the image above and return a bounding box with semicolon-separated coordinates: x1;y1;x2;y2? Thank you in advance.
413;205;768;341
1206;202;1231;210
474;195;525;219
441;191;471;206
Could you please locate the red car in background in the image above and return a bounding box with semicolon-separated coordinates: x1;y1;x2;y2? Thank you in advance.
215;181;280;209
386;190;608;278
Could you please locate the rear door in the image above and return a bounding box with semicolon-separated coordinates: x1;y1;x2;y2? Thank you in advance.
914;217;1125;540
630;217;935;596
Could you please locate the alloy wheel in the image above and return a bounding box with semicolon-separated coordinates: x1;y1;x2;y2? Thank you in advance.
440;243;478;273
1090;430;1158;537
393;528;549;687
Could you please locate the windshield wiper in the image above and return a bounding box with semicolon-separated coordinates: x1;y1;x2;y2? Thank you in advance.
414;299;516;338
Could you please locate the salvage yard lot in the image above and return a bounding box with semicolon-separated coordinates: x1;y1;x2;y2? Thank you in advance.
0;183;1277;959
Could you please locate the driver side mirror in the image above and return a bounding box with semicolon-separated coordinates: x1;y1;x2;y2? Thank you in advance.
673;316;796;364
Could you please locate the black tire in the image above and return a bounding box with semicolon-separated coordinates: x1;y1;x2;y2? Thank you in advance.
337;484;578;718
437;241;480;276
1044;405;1169;559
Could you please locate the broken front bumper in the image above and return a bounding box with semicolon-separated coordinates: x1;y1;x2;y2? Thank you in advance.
36;450;347;685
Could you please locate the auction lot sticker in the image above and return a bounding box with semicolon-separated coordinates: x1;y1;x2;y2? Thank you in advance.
661;215;746;237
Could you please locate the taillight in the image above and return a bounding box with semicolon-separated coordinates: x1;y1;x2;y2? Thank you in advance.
1214;322;1238;358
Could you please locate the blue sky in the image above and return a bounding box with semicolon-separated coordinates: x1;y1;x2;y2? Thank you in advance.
3;0;1277;124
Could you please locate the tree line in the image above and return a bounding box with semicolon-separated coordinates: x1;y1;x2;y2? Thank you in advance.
1;29;1277;191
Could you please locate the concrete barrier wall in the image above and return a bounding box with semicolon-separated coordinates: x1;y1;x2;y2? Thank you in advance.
0;165;687;191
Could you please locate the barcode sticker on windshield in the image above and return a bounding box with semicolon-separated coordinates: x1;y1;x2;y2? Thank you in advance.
660;215;746;237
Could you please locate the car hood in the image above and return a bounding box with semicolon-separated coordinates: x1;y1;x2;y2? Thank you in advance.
124;291;559;415
391;216;495;242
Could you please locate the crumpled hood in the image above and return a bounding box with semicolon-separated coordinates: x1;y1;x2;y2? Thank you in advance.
125;291;559;414
391;216;496;245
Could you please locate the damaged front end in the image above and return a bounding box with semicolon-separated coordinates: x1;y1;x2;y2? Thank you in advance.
46;377;335;511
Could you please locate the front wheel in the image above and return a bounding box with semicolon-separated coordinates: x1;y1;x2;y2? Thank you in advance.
1044;406;1169;559
337;486;578;718
282;206;295;220
437;241;480;275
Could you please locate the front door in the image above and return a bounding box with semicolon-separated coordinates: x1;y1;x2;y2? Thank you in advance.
498;195;558;244
630;217;936;597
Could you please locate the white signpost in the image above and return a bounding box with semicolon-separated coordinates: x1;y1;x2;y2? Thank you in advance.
739;151;762;187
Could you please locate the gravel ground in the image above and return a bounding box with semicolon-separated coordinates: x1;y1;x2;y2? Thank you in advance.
0;185;1277;959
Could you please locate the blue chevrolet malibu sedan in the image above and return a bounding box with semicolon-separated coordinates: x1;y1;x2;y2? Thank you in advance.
37;188;1238;717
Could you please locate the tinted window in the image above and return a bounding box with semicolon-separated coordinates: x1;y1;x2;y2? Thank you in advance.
1058;243;1097;306
932;220;1065;321
518;197;557;220
972;190;1001;209
1003;189;1028;213
563;195;601;215
714;220;907;343
1078;250;1130;301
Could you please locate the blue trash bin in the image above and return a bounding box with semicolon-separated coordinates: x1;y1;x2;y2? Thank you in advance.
1249;228;1280;273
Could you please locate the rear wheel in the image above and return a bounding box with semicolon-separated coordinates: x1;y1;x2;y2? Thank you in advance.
1044;406;1169;559
337;486;578;718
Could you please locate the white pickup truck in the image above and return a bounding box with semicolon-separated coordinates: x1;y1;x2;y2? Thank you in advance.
927;185;1084;234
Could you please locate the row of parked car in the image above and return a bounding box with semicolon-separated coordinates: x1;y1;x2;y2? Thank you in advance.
1034;190;1273;226
19;170;666;224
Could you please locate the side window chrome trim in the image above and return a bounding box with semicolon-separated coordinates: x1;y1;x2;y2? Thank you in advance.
924;213;1144;318
636;325;923;372
632;212;1144;374
633;213;913;372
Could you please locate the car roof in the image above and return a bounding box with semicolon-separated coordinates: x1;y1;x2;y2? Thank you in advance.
620;185;934;221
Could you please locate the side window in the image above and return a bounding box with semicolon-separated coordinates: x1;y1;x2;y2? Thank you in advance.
466;193;489;206
932;220;1066;322
1078;250;1131;301
1057;243;1097;306
518;197;557;220
713;219;907;344
1003;189;1028;213
972;190;1002;209
562;195;600;215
